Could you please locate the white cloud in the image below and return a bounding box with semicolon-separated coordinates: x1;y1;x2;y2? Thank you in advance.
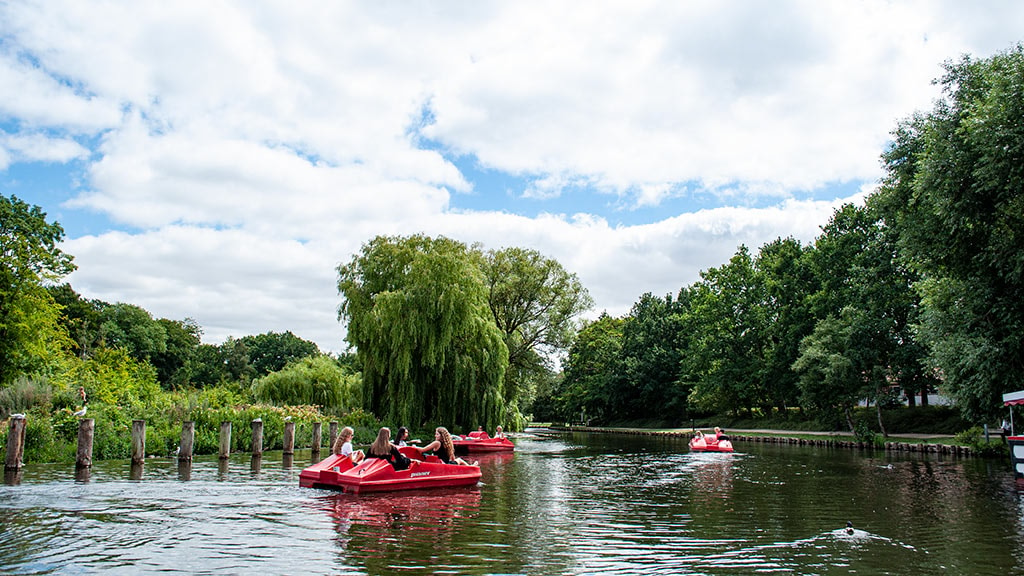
1;132;89;164
3;0;1022;352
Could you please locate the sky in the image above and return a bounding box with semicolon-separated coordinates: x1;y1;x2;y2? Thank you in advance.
2;1;1022;354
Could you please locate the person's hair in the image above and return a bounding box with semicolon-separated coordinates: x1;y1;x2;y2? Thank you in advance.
436;427;455;462
496;425;503;431
369;427;391;456
394;427;409;442
332;426;354;454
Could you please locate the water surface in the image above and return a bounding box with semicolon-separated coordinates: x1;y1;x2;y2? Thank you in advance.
2;430;1022;574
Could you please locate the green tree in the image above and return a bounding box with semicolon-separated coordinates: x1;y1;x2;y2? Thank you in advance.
337;234;508;431
47;283;105;358
151;318;202;389
187;343;231;388
613;292;688;422
99;303;168;364
755;237;818;413
251;354;361;412
238;330;320;377
792;308;861;431
800;204;931;434
872;45;1024;421
0;195;76;387
681;246;769;415
481;246;593;426
556;313;624;424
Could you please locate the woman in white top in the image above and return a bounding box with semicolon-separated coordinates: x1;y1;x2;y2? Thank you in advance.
332;426;364;463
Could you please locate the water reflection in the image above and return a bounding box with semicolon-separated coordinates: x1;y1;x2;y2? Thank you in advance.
130;461;144;481
74;466;91;483
176;460;191;481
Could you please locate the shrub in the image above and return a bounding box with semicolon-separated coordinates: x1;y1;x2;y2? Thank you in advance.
0;377;53;418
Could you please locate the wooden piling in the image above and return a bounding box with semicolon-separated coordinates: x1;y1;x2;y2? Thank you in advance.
311;422;322;455
178;421;194;462
329;421;338;452
4;414;27;471
283;421;295;455
131;420;146;465
76;418;95;469
219;421;232;460
251;419;264;457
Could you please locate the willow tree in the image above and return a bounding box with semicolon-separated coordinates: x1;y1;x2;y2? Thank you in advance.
337;234;508;431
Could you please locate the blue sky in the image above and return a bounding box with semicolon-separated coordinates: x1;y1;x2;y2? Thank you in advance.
2;1;1022;353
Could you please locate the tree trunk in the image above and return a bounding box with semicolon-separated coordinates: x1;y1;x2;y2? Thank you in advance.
921;389;929;406
876;402;888;438
844;405;856;435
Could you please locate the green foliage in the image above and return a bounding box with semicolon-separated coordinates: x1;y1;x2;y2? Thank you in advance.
251;354;361;412
682;246;769;415
0;195;76;387
0;376;53;419
482;246;593;422
874;44;1024;421
99;303;168;363
47;283;104;358
151;317;202;389
556;313;624;424
953;426;1009;457
338;234;509;431
238;331;320;377
51;348;161;408
612;292;688;422
793;309;860;431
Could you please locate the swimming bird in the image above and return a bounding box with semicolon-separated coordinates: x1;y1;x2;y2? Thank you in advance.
845;521;854;535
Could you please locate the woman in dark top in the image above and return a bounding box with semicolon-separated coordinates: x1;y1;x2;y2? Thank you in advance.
366;427;408;469
414;426;475;466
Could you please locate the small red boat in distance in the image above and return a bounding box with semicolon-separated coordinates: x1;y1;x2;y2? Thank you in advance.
453;431;515;453
299;447;481;493
689;433;734;453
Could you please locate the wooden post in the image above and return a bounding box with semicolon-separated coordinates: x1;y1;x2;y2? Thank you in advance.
251;419;264;457
311;422;322;455
131;420;146;465
283;421;295;455
219;421;232;460
4;414;27;471
76;418;95;469
329;421;338;452
178;421;194;462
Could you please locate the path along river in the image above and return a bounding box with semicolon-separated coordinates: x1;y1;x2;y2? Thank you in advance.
2;429;1023;575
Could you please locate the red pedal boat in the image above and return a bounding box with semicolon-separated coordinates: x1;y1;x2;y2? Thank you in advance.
299;447;481;493
689;434;734;453
453;431;515;453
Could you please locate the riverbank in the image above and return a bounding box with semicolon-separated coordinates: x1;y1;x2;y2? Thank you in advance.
546;425;993;457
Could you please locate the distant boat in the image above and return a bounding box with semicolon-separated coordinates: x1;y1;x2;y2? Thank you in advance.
689;434;734;453
453;431;515;453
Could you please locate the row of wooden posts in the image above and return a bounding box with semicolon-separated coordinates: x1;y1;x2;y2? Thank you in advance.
4;415;343;471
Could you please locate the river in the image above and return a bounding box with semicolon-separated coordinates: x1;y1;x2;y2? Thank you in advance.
1;429;1023;575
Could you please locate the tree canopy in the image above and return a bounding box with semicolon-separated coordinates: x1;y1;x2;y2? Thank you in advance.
338;234;509;431
482;246;592;426
874;45;1024;421
0;195;76;386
